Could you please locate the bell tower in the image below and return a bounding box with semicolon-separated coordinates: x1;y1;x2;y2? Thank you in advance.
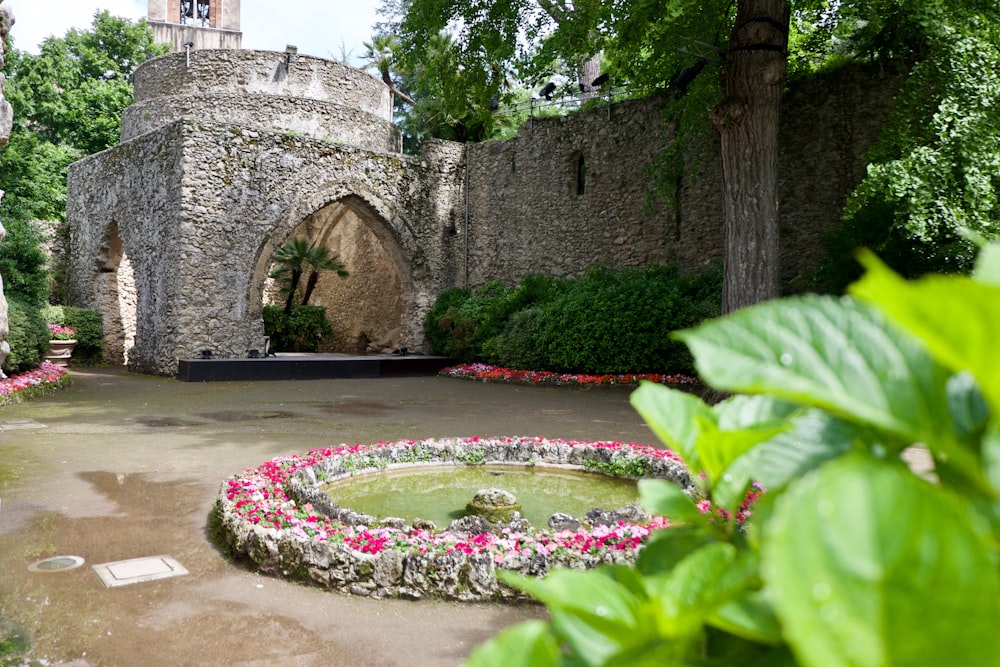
147;0;242;52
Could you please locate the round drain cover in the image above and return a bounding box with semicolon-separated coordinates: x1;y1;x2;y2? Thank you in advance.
28;555;85;572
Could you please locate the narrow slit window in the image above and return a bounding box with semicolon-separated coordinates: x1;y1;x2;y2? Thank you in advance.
197;0;211;26
576;155;587;196
180;0;195;23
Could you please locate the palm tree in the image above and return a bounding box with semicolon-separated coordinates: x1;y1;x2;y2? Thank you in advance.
362;34;417;105
269;239;348;314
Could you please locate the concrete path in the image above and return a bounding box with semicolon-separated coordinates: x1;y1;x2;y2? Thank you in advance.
0;367;658;666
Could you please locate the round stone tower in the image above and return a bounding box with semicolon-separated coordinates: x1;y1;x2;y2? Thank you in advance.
122;49;400;153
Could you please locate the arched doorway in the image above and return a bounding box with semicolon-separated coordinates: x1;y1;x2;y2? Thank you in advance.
263;196;408;354
96;222;137;364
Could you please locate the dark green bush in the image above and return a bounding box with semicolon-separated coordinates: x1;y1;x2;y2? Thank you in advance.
482;307;549;370
0;220;49;307
807;199;976;294
426;276;564;360
263;304;334;352
4;298;49;374
426;264;722;374
423;288;470;355
41;304;103;365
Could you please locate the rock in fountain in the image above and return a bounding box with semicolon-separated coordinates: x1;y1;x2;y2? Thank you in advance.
465;487;521;524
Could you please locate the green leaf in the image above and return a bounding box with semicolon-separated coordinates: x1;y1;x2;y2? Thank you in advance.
464;620;562;667
721;408;859;494
631;382;713;469
507;568;648;666
638;479;706;527
708;591;783;645
762;453;1000;667
675;293;981;487
851;250;1000;414
645;543;757;637
982;420;1000;496
637;527;715;575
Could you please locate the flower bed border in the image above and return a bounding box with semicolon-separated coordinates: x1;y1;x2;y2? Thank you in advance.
215;437;694;602
439;363;703;390
0;363;71;407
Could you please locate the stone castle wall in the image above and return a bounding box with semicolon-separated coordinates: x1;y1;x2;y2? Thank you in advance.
462;64;898;288
67;49;895;376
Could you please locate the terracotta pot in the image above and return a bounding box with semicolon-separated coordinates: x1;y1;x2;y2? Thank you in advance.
44;339;77;367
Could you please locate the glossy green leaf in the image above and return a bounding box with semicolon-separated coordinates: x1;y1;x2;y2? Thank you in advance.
646;543;757;637
982;420;1000;496
675;293;981;485
636;527;715;575
464;620;562;667
721;408;859;494
762;453;1000;667
708;591;782;645
638;479;706;527
631;382;714;469
973;243;1000;286
506;568;648;666
851;250;1000;414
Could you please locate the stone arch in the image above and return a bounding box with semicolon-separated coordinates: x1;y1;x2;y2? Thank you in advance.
95;221;137;364
253;192;413;354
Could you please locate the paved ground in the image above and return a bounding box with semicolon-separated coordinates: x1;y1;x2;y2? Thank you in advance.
0;367;659;666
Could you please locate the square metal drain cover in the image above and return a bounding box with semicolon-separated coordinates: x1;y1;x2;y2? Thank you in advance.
92;555;189;588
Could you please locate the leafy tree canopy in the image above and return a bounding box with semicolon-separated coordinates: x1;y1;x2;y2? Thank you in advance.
391;0;1000;281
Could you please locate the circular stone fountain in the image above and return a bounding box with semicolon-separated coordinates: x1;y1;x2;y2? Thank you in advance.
215;437;694;601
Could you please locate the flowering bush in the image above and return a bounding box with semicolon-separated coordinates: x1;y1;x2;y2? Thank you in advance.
440;363;698;387
0;362;70;406
46;323;77;340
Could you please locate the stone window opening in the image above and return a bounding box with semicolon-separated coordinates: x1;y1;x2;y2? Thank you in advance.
180;1;210;26
576;154;587;196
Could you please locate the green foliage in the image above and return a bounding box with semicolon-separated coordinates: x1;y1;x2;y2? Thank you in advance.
262;304;334;353
425;266;720;373
0;219;49;307
532;265;721;374
469;243;1000;666
423;287;470;355
4;299;49;374
268;238;348;314
42;305;103;364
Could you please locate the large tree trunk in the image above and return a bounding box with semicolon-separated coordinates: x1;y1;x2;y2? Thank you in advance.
714;0;790;314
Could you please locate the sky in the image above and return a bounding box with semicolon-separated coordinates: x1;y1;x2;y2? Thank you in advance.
3;0;383;66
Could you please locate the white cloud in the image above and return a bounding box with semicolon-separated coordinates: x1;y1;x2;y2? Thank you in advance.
4;0;381;66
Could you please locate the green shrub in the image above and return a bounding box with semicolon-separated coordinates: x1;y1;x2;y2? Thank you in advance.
4;298;49;373
533;264;721;374
425;265;721;373
41;304;103;365
423;287;470;355
482;307;549;370
263;304;334;352
0;219;49;307
426;276;566;360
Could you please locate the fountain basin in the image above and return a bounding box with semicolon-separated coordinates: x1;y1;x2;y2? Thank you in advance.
215;437;694;602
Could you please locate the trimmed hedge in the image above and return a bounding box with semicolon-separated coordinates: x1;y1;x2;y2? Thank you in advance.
425;264;722;375
4;298;49;374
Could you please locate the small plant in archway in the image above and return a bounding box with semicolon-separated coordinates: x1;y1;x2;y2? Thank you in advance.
269;238;349;314
265;239;349;352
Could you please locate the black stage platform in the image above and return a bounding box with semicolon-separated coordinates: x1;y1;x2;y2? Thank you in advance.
177;353;455;382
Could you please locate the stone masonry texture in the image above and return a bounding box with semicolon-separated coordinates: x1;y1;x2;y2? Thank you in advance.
66;48;895;376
